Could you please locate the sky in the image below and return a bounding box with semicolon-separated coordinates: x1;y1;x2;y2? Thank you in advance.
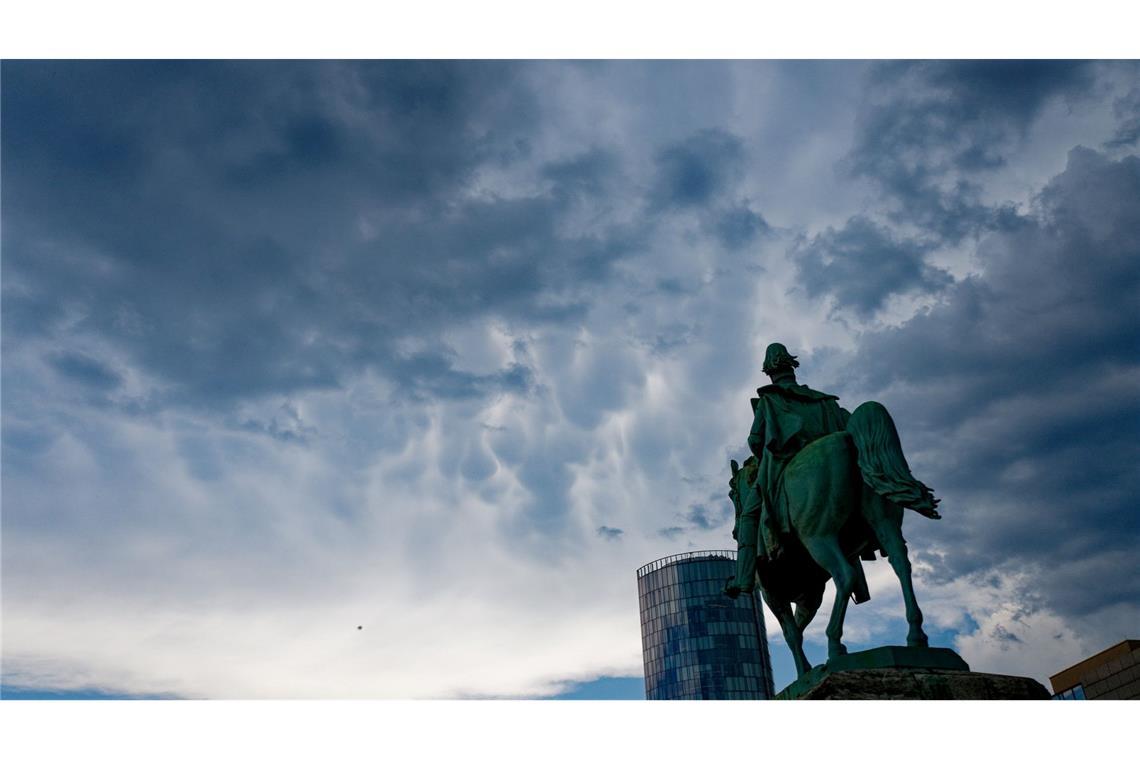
2;60;1138;699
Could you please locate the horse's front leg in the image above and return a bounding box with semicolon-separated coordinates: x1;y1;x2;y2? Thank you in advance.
761;588;812;677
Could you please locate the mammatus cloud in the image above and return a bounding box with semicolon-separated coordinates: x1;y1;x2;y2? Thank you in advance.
2;61;628;414
1106;86;1140;148
845;60;1096;242
793;215;953;318
831;147;1140;676
3;61;1138;697
650;128;746;209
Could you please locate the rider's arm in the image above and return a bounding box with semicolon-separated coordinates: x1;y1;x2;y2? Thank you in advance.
747;408;765;459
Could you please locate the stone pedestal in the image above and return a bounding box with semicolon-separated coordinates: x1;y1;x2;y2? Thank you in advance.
775;646;1050;700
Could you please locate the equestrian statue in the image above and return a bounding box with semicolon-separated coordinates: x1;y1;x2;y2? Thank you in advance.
724;343;941;678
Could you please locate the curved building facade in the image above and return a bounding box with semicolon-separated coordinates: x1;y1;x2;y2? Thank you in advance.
637;550;775;699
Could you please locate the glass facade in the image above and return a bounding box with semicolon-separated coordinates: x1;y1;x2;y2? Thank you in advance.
1052;684;1087;700
637;550;775;699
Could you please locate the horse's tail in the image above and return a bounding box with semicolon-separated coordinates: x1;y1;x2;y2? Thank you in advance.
846;401;940;519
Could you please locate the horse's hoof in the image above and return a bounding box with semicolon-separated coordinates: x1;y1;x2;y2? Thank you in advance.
907;634;929;648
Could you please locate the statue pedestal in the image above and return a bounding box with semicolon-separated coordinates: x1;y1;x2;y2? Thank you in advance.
775;646;1050;700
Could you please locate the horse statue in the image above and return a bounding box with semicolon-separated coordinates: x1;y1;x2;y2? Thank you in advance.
724;344;941;679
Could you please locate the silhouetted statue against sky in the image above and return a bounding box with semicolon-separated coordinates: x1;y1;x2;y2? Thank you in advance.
746;344;850;562
726;343;941;677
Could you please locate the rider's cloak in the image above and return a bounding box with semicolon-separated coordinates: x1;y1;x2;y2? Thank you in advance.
747;380;850;556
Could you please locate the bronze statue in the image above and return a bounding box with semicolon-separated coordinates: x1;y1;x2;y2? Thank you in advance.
725;343;941;677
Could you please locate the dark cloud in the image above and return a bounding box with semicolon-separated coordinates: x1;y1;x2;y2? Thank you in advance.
388;352;536;403
235;402;318;444
709;204;770;250
838;147;1140;621
681;503;730;531
541;148;619;200
920;61;1093;130
46;351;123;391
459;441;498;483
1106;86;1140;149
991;624;1023;646
1;61;632;415
554;338;646;430
650;129;745;210
646;323;697;356
847;61;1095;241
654;278;692;297
490;423;592;536
596;526;623;541
793;216;953;317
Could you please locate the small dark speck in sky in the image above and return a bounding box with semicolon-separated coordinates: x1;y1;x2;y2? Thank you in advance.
357;626;362;630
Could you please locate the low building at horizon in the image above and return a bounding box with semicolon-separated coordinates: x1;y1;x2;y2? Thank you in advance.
1050;639;1140;700
637;550;775;699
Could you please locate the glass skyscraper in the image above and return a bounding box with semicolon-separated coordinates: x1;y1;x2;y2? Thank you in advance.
637;550;775;699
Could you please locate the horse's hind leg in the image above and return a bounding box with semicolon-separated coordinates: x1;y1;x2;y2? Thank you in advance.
865;492;928;647
761;588;812;677
800;535;857;660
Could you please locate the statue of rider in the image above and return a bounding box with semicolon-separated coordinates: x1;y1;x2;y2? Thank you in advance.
745;343;850;563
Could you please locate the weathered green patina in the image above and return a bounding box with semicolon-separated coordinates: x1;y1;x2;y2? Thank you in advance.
747;343;851;561
725;343;942;679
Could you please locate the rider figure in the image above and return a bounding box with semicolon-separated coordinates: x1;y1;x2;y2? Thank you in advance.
746;343;850;563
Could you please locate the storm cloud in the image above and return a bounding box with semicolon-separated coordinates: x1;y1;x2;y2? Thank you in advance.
828;146;1140;658
2;61;625;413
845;60;1097;242
3;60;1137;697
794;215;953;317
